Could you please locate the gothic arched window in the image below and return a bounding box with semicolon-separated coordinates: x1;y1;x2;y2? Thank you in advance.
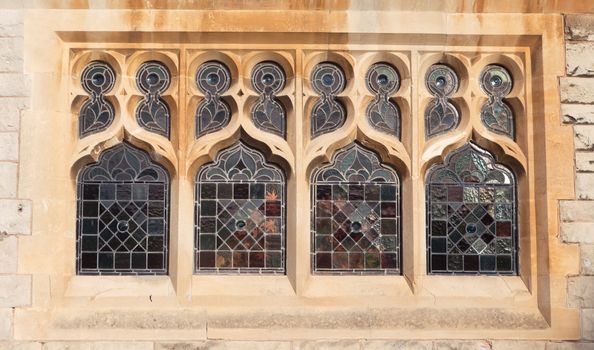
76;142;170;275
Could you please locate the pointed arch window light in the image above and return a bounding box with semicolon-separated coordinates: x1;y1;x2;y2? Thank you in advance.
76;142;170;275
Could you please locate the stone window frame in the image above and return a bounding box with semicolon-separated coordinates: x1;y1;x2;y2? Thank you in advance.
16;10;578;340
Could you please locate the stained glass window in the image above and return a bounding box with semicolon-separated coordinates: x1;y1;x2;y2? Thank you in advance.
195;142;286;274
311;143;400;275
79;61;116;137
426;142;517;275
425;64;459;138
365;63;401;138
76;142;170;275
310;62;346;138
135;61;171;138
196;61;232;138
480;65;514;138
251;61;286;138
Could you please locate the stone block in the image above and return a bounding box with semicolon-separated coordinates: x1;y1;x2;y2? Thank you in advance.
362;340;432;350
582;244;594;275
0;275;30;307
567;42;594;76
567;276;594;308
0;74;29;97
0;163;16;198
0;133;18;161
562;104;594;124
566;14;594;41
0;98;27;132
583;309;594;341
491;340;546;350
575;174;594;200
0;38;22;73
547;342;594;350
560;201;594;222
560;78;594;104
155;342;291;350
576;153;594;172
574;126;594;150
293;340;361;350
0;200;31;235
0;343;42;350
43;342;153;350
0;309;11;340
0;234;16;273
560;223;594;244
433;341;492;350
0;11;23;38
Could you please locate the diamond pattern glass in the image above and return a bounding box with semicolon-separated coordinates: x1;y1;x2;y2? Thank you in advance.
311;143;400;275
195;142;286;274
251;61;286;138
365;62;401;138
424;64;459;138
135;61;171;138
480;65;514;138
426;142;517;275
79;61;116;137
310;62;346;138
196;61;232;138
76;142;170;275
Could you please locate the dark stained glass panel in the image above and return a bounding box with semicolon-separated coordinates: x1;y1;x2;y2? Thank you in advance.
195;142;286;274
310;62;346;138
480;65;514;138
195;61;232;138
76;142;169;275
424;64;459;138
311;143;400;275
79;61;116;137
135;61;171;138
251;61;286;138
365;62;401;138
426;142;517;275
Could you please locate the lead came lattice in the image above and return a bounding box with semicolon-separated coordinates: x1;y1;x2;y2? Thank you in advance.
135;61;171;138
79;61;116;137
424;64;460;138
251;61;287;138
195;61;232;138
365;62;401;138
310;62;347;138
480;65;514;138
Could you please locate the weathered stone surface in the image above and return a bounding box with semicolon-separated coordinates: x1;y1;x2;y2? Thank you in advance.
0;98;27;132
156;342;291;350
53;310;206;330
574;126;594;150
581;245;594;275
575;174;594;200
560;78;594;104
293;340;361;350
0;133;18;161
560;223;594;243
491;340;546;350
0;200;31;235
0;38;22;73
362;340;432;350
0;309;11;340
43;342;153;350
566;14;594;41
0;234;17;273
567;42;594;76
576;153;594;172
561;201;594;222
562;104;594;124
546;343;594;350
583;309;594;340
0;275;30;307
0;74;29;97
0;11;23;38
568;276;594;308
0;343;42;350
433;340;492;350
0;163;16;198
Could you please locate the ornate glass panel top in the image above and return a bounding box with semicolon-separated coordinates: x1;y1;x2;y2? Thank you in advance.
480;65;514;138
79;61;116;137
310;62;347;138
365;63;401;138
311;143;400;275
135;61;171;138
424;64;460;138
251;61;286;138
195;142;286;274
426;142;517;275
196;61;232;138
77;142;170;275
